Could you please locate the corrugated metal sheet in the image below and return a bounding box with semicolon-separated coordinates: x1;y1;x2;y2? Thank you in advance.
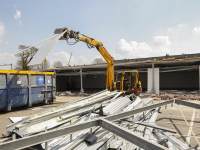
2;90;185;150
28;31;67;66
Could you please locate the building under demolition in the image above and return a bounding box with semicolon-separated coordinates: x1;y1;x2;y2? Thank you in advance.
43;53;200;94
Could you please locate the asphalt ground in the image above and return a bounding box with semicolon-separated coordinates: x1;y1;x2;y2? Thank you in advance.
0;96;199;149
0;96;84;144
156;100;200;148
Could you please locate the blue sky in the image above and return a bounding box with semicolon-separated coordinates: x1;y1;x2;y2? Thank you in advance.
1;0;200;69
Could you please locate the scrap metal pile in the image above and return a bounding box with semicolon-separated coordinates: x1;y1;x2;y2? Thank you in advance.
1;90;197;150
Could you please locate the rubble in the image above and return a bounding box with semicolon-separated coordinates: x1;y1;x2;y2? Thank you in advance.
151;90;200;100
57;91;90;97
1;90;199;150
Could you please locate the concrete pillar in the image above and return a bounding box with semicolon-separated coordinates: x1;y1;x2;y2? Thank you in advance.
148;64;159;94
80;68;84;93
199;66;200;92
151;62;155;94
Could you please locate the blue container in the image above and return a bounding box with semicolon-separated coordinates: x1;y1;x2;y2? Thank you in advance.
0;70;55;111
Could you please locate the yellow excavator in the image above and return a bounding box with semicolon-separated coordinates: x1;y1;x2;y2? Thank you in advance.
54;28;142;94
115;71;142;94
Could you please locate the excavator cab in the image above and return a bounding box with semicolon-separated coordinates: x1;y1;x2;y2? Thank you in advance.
115;71;142;94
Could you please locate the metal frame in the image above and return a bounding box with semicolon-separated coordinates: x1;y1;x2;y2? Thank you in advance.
131;121;176;133
0;100;173;150
175;99;200;109
105;99;173;121
100;119;166;150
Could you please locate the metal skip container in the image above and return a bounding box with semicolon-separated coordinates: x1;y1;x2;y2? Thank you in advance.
0;70;55;111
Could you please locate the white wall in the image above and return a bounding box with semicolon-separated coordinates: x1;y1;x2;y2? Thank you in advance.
147;68;159;94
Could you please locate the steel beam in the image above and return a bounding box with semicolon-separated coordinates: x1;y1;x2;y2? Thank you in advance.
131;121;176;133
86;129;109;144
60;106;95;120
0;119;100;150
175;99;200;109
0;100;173;150
14;92;115;133
105;99;173;121
100;119;166;150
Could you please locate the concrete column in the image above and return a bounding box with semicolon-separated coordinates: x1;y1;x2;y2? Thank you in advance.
148;64;159;94
199;66;200;92
80;68;84;93
151;62;155;94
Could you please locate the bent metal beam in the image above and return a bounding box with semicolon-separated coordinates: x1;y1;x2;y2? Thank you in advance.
0;100;173;150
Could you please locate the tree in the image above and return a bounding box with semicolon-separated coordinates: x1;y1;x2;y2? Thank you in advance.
15;45;38;70
53;61;63;68
41;59;50;69
92;58;106;64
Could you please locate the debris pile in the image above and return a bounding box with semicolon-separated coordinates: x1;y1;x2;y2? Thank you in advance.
151;92;200;100
1;90;196;150
57;91;90;97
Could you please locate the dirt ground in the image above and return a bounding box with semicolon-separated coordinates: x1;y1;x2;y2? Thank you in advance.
0;96;199;149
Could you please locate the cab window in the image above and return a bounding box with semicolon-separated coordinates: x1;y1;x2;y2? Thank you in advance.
131;72;136;87
117;73;122;81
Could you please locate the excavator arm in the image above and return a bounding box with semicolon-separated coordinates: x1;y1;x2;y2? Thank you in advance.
54;28;114;90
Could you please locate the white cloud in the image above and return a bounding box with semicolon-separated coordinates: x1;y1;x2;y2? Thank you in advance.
117;39;152;58
0;39;2;43
5;41;8;45
178;23;185;28
167;28;172;32
113;38;170;59
0;53;15;70
167;23;187;33
154;36;171;46
13;5;22;25
52;51;91;66
0;53;14;63
153;23;200;55
0;22;5;37
192;27;200;34
14;10;21;20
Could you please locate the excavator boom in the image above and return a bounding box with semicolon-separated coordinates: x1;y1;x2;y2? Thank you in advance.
54;28;114;90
